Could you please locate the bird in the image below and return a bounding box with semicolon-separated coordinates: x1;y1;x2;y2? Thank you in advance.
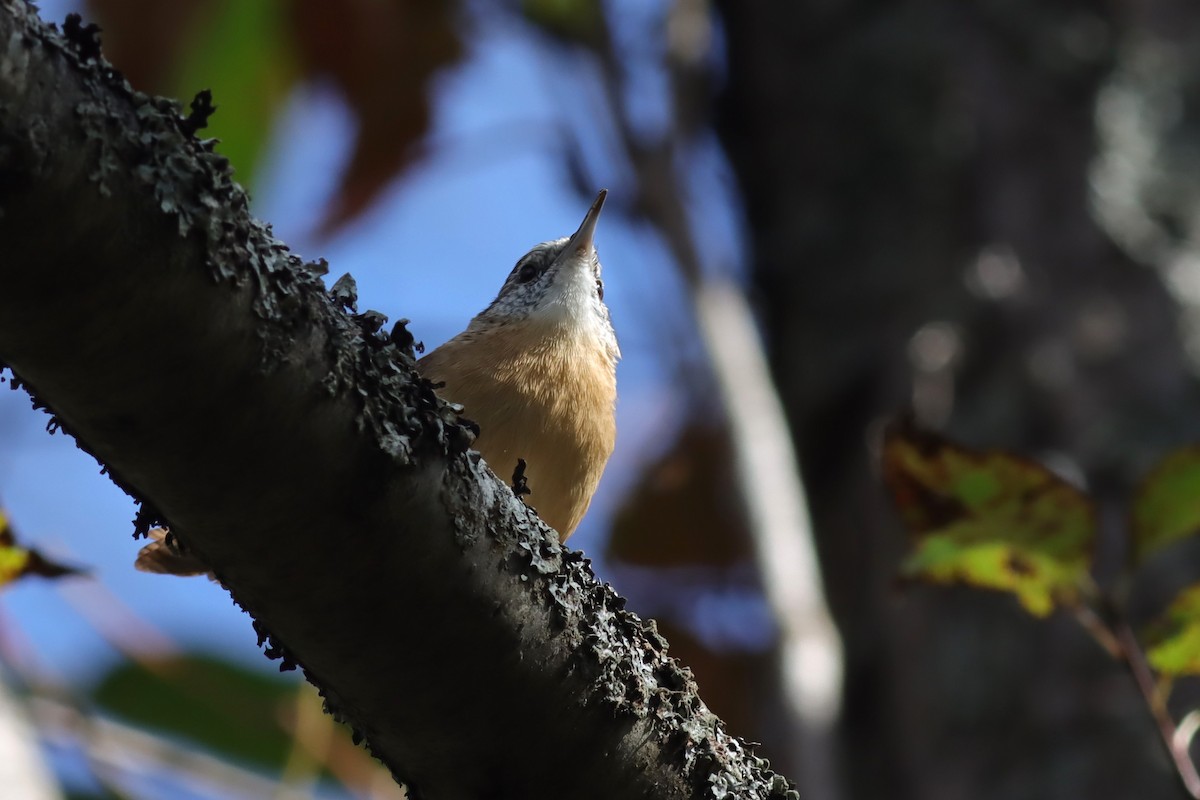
417;188;619;539
136;190;618;575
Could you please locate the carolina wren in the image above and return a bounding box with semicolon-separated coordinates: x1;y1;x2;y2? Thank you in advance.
136;190;617;574
418;189;619;539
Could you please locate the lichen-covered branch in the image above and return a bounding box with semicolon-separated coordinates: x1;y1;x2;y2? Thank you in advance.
0;2;796;798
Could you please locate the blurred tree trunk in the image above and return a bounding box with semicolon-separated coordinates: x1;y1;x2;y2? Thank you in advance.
715;2;1200;798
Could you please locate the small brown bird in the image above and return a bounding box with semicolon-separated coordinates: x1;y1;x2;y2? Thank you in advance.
137;190;618;574
418;189;618;539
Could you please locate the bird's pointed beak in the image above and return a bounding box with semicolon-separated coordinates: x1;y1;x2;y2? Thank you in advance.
565;189;607;257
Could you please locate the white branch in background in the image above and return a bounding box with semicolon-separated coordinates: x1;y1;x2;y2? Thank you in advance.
695;280;845;800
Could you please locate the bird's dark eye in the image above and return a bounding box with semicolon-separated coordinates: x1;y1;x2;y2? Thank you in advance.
595;279;604;300
517;263;539;283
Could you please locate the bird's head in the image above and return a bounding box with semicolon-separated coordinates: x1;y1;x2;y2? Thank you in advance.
470;190;614;351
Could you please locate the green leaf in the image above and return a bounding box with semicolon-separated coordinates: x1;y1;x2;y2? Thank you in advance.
882;418;1096;616
170;0;299;187
1146;584;1200;677
1132;446;1200;565
91;653;301;769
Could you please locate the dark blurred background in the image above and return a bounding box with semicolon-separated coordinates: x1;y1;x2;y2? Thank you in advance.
4;0;1200;797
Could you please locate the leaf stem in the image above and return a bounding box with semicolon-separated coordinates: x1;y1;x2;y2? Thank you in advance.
1110;613;1200;798
1071;605;1121;659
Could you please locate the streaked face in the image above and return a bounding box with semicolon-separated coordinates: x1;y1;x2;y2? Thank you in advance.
472;191;611;335
480;238;606;324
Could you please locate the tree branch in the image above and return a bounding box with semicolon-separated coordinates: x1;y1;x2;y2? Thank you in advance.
0;3;795;798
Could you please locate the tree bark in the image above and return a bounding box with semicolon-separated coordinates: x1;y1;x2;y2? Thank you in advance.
0;3;794;798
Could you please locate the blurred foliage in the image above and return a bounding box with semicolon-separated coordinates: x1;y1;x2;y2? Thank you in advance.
83;0;464;228
608;423;752;566
1146;584;1200;678
91;653;308;771
1133;447;1200;566
170;0;296;188
882;417;1094;616
884;416;1200;684
288;0;464;230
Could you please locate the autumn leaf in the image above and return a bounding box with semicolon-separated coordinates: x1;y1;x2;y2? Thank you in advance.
288;0;465;232
607;423;752;567
1131;447;1200;566
882;417;1096;616
83;0;211;91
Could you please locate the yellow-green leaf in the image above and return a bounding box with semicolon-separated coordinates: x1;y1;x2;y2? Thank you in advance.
1146;584;1200;677
0;545;31;587
1132;447;1200;565
882;417;1096;616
